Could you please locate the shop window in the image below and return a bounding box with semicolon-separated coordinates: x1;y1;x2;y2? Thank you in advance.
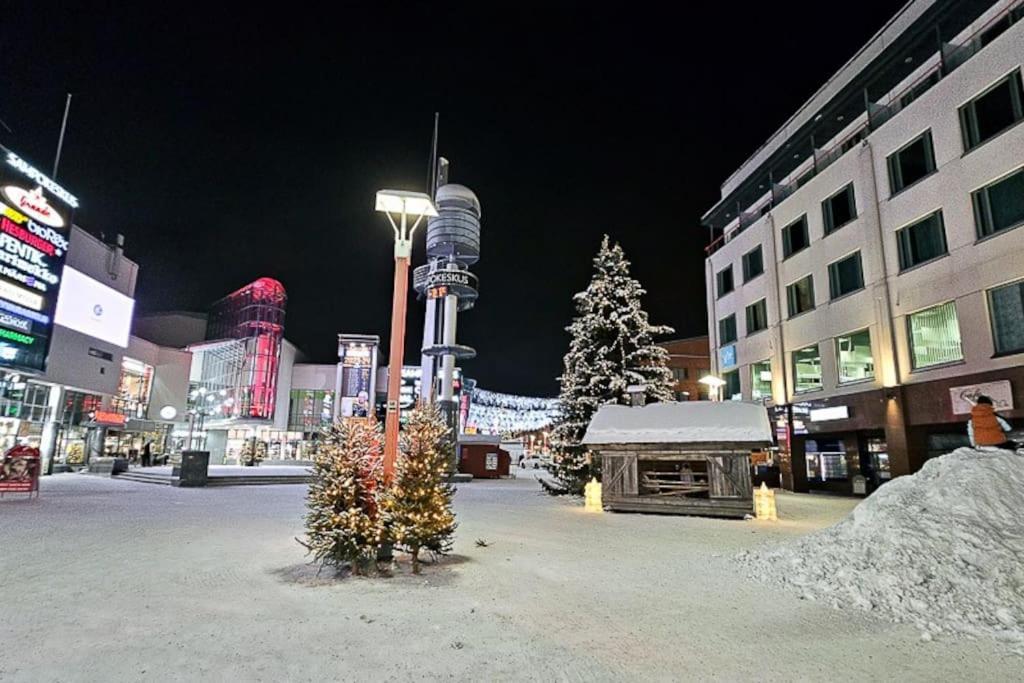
836;329;874;383
751;360;772;401
972;167;1024;239
959;71;1024;152
288;390;335;433
887;131;936;194
112;357;154;418
742;246;764;282
782;215;810;258
746;299;768;335
723;369;741;401
908;301;963;369
792;344;822;393
805;439;849;481
896;211;947;270
822;184;856;234
988;279;1024;355
786;275;815;318
828;252;864;299
718;314;737;345
716;265;734;298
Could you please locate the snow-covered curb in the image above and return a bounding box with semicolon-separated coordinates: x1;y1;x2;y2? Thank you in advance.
737;448;1024;647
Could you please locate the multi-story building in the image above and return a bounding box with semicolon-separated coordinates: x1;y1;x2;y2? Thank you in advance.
701;0;1024;494
657;336;711;401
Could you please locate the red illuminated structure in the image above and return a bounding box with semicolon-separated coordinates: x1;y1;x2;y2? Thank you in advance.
206;277;287;420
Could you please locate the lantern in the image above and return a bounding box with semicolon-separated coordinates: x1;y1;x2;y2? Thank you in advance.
584;477;603;513
753;482;777;521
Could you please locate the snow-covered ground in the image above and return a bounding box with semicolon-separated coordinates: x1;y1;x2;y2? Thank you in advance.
0;472;1017;680
739;448;1024;650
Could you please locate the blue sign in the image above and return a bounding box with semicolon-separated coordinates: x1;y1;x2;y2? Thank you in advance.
719;344;737;368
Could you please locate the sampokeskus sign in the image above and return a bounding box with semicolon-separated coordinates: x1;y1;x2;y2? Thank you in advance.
0;148;75;371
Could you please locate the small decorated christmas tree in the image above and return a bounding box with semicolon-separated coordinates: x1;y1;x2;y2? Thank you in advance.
383;406;457;574
551;236;675;494
300;419;384;574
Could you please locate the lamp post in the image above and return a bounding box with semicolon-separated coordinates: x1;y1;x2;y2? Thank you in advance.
376;189;437;480
699;375;727;402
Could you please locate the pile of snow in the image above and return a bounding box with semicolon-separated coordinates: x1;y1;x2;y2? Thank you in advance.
582;401;771;445
739;448;1024;645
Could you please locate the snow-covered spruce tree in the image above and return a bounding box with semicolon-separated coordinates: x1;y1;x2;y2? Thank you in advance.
383;405;457;574
300;419;384;575
551;235;675;493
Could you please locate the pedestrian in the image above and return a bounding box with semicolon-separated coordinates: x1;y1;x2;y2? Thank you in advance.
142;440;152;467
968;395;1017;450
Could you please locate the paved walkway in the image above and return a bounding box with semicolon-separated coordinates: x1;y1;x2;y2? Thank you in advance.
0;475;1017;681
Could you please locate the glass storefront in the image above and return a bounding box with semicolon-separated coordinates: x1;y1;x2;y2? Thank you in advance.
805;438;848;482
111;357;154;419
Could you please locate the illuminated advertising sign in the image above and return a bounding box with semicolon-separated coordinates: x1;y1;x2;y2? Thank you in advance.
0;147;76;371
338;339;377;418
54;267;135;348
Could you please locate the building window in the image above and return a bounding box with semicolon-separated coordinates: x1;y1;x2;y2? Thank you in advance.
988;279;1024;355
672;367;689;381
723;369;741;401
896;211;947;270
782;215;810;258
288;390;335;433
716;265;734;298
836;329;874;383
822;184;857;234
792;345;822;393
908;301;963;369
786;275;815;318
112;357;154;419
718;314;737;345
959;70;1024;152
973;167;1024;239
742;246;764;282
887;131;936;194
751;360;772;401
828;252;864;299
745;299;768;335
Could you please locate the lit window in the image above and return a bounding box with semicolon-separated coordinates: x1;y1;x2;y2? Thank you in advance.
836;329;874;383
959;71;1024;151
988;279;1024;355
887;131;936;194
792;345;822;393
908;301;963;369
897;211;947;270
973;168;1024;239
828;252;864;299
751;360;772;401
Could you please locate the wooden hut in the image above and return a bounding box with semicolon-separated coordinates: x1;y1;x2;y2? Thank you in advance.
582;402;771;518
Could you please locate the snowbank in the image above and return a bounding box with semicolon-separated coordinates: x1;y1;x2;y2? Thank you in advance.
581;401;771;445
739;448;1024;645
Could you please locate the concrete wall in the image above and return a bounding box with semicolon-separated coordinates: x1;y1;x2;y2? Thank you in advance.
133;312;208;348
125;335;191;422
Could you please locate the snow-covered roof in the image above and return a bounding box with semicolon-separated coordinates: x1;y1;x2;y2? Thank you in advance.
581;402;772;445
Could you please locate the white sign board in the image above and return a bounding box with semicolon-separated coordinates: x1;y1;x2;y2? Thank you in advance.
54;266;134;348
949;380;1013;414
810;405;850;422
485;453;498;471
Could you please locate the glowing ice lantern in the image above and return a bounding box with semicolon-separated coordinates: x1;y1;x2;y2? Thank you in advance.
754;482;777;521
584;477;603;513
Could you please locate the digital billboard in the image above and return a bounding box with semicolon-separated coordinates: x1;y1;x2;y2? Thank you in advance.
54;266;135;348
0;147;76;371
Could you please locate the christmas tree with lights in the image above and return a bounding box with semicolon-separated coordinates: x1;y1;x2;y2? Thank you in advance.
551;235;675;493
383;405;457;574
300;419;384;574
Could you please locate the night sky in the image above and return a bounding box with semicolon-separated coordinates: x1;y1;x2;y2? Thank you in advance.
2;2;902;396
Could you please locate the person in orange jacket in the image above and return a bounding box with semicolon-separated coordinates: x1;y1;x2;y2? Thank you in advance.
967;395;1017;450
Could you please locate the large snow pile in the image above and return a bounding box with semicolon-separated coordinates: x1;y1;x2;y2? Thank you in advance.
582;401;771;445
739;448;1024;645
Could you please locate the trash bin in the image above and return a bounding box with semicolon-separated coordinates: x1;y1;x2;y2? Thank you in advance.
177;450;210;487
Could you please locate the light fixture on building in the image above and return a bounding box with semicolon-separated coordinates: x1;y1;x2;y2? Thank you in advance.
699;374;727;402
159;405;177;420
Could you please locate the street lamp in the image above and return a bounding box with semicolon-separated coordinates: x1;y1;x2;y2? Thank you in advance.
699;375;727;402
376;189;437;480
